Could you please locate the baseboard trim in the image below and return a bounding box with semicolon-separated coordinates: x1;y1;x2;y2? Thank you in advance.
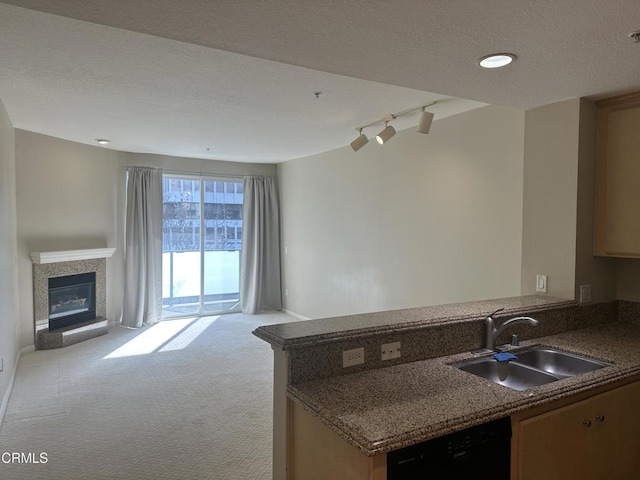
0;344;35;426
20;345;36;356
282;309;311;321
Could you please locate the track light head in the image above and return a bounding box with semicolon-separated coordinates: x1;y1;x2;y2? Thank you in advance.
376;124;396;144
350;130;369;152
416;109;434;135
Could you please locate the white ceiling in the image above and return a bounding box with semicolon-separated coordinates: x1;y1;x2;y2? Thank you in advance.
1;1;639;163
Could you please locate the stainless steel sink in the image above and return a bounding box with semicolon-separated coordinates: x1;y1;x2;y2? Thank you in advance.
514;347;611;379
454;346;612;391
455;358;558;391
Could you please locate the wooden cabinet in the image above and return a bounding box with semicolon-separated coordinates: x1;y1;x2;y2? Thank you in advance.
589;382;640;479
290;401;386;480
594;91;640;257
516;381;640;480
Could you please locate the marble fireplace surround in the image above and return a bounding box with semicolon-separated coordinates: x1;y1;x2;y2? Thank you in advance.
31;248;115;349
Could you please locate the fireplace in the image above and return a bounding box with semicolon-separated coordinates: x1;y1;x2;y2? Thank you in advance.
48;272;97;330
31;248;115;349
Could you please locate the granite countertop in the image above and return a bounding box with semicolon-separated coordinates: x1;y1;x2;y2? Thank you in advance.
288;322;640;456
254;295;574;349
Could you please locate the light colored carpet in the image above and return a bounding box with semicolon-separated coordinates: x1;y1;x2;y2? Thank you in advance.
0;311;296;480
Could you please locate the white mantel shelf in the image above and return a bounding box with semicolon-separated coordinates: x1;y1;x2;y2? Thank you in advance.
30;248;116;264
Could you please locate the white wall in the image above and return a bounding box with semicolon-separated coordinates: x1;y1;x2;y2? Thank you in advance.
0;99;20;414
279;105;525;319
15;130;125;347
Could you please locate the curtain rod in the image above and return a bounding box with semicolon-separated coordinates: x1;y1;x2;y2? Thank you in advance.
161;169;245;179
121;166;274;179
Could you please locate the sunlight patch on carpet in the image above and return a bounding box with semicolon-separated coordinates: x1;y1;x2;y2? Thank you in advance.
160;315;220;352
103;318;196;358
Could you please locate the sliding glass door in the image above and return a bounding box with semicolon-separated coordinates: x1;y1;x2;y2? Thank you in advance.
162;176;243;318
202;180;243;314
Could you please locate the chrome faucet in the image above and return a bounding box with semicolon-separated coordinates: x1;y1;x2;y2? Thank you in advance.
484;308;539;351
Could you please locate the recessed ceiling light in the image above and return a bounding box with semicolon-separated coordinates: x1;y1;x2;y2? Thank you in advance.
478;53;516;69
95;139;110;145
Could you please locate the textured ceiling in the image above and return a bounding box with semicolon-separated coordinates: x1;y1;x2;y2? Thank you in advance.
1;0;639;162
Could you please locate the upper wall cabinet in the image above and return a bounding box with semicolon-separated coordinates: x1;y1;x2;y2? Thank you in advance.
594;91;640;257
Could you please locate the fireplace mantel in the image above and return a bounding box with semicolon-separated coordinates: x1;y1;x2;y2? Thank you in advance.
30;248;116;265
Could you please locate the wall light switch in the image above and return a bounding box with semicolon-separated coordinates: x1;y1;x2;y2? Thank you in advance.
536;274;547;293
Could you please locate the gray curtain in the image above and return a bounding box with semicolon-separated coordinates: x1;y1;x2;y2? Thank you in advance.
121;167;163;328
240;176;282;314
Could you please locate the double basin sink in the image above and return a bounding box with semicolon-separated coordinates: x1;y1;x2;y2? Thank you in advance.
453;346;612;391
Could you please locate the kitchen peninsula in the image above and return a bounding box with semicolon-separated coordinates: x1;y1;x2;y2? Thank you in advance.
254;296;640;479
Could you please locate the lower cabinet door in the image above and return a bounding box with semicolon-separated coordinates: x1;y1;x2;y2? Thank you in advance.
589;382;640;480
518;398;592;480
518;381;640;480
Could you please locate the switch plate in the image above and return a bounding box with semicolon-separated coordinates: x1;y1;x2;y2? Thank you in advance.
536;274;547;293
580;285;592;304
381;342;401;361
343;347;365;368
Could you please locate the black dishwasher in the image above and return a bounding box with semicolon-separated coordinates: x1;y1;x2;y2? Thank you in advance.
387;417;511;479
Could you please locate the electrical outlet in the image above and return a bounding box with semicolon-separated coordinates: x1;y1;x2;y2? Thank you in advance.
536;274;547;293
580;285;592;304
381;342;401;361
343;347;365;368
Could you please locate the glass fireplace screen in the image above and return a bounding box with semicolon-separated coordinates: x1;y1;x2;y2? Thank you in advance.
48;272;96;329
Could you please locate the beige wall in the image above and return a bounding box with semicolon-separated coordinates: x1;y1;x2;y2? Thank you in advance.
521;99;580;299
521;99;616;303
279;105;525;319
15;130;125;347
575;99;617;302
617;259;640;301
0;100;20;412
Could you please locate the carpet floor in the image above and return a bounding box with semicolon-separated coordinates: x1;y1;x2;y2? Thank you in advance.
0;311;296;480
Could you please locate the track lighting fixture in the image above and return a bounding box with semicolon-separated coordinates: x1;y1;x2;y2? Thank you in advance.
350;129;369;152
350;101;436;151
416;108;434;135
376;123;396;144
